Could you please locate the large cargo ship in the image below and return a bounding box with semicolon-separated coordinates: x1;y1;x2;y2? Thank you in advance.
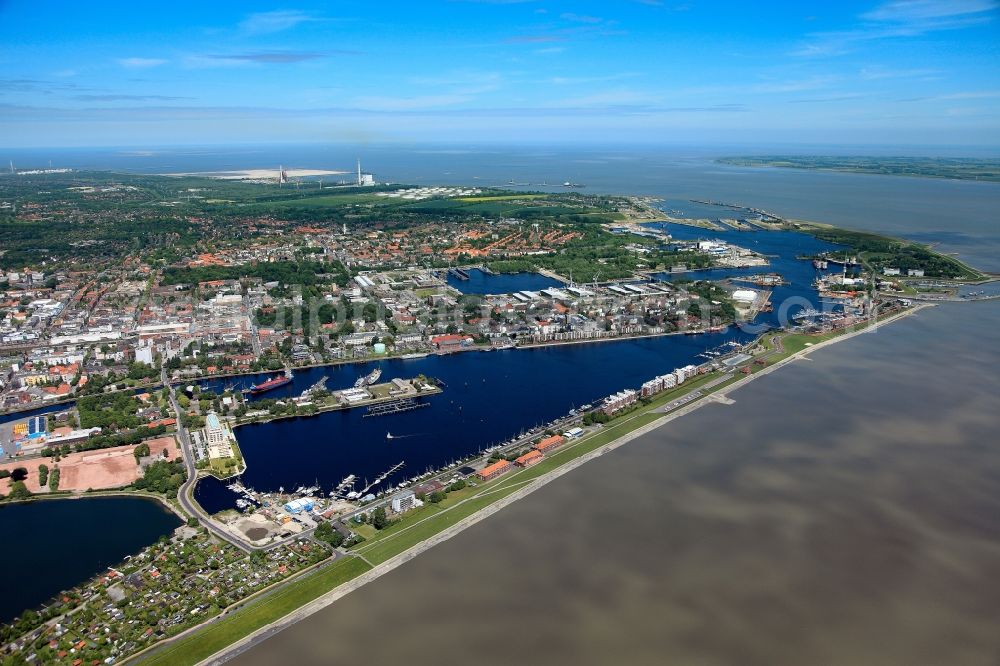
248;373;292;395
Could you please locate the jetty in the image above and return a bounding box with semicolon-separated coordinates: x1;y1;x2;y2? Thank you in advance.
357;460;406;497
363;398;431;417
235;377;443;426
731;273;788;286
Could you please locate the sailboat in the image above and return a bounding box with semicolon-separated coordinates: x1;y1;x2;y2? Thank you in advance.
386;432;394;440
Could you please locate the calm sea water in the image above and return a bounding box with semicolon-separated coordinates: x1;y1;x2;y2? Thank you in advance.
0;497;180;623
232;300;1000;666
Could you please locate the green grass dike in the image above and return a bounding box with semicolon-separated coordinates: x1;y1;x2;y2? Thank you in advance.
136;557;371;666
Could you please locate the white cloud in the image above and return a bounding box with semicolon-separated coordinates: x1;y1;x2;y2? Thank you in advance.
560;13;604;24
117;57;168;68
351;93;480;111
542;88;661;108
860;66;941;79
239;10;318;35
749;76;838;93
861;0;998;24
793;0;998;57
908;89;1000;101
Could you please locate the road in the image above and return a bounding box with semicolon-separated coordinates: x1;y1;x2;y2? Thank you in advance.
244;291;262;356
164;367;257;552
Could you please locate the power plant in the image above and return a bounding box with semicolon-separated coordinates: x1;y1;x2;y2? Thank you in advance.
356;159;375;186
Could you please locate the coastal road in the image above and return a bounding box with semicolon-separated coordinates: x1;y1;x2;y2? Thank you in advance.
165;368;256;552
244;291;262;356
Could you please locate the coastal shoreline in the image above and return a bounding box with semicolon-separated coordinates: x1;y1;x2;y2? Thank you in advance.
178;304;930;666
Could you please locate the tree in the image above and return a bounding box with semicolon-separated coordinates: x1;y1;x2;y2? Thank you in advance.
7;481;31;500
315;521;346;547
371;506;388;530
429;491;446;504
133;442;150;461
37;464;49;487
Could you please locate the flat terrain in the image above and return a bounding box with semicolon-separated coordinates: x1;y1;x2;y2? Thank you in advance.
0;436;175;493
719;155;1000;182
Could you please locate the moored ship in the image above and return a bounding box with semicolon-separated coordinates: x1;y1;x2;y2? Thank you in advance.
248;373;292;395
354;367;382;388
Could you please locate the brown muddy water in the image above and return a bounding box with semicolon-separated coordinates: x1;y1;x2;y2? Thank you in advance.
233;301;1000;666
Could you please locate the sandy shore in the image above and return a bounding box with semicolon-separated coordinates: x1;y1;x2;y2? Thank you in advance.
162;169;349;180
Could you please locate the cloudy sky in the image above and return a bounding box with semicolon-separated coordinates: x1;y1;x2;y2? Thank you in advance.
1;0;998;147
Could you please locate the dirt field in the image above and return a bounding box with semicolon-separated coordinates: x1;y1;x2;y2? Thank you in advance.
0;436;176;493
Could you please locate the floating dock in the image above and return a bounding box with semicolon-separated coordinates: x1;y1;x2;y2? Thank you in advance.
363;398;431;417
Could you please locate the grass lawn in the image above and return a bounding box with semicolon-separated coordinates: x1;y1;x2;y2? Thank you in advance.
139;557;371;666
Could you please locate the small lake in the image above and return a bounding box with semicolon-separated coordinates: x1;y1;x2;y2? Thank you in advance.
0;496;181;623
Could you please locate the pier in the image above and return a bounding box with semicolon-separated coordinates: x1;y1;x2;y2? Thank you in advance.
357;460;406;497
233;378;443;426
363;398;431;417
731;273;788;286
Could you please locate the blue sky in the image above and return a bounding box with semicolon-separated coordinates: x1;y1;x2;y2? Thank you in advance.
1;0;998;148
